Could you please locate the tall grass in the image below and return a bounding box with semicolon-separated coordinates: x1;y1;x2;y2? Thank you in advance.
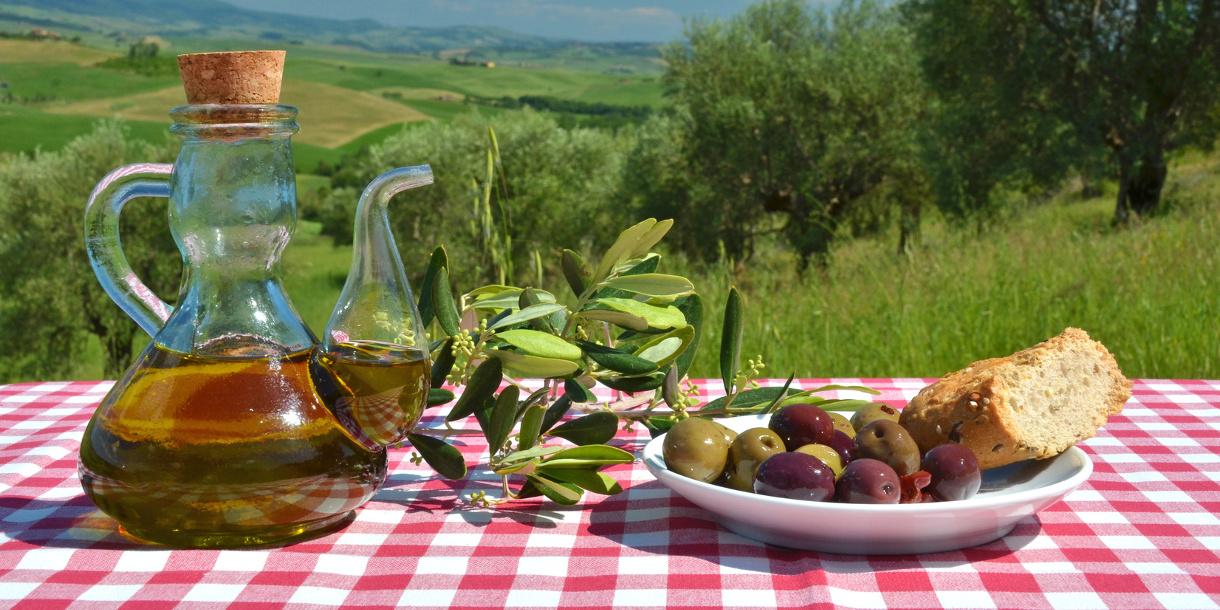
676;167;1219;380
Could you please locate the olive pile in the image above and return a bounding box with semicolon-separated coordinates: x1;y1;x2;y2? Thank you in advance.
662;403;982;504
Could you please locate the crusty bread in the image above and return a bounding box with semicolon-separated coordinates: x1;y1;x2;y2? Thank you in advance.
899;328;1130;470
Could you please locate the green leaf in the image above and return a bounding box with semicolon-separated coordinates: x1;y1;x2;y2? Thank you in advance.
672;294;703;380
577;309;649;332
634;325;695;371
417;246;447;328
628;218;673;259
761;374;796;414
540;395;573;433
588;298;686;329
720;287;744;393
427;388;454;406
518;404;545;451
485;385;520;453
446;357;503;422
802;384;882;396
513;478;545;499
561;249;591;296
699;385;800;414
489;350;580;378
432;267;461;337
430;338;457;388
577;341;658;375
518;387;550;420
642;415;677;438
407;434;467;480
469;288;526;311
602;273;695;298
467;284;520;298
594;256;661;300
661;366;681;409
598;373;665;393
543;444;635;466
536;468;622;495
592;218;657;284
547;411;619;445
562;378;597;404
495;329;582;361
527;474;583;505
489;303;568;331
499;444;564;467
519;288;560;333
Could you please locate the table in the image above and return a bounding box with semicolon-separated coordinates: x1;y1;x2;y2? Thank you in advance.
0;378;1217;610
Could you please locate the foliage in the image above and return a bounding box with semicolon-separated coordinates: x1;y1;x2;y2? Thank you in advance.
907;0;1220;224
408;219;698;504
646;0;927;265
0;122;179;380
318;111;634;287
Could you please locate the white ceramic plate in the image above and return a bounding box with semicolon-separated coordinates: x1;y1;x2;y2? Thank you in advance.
643;413;1092;554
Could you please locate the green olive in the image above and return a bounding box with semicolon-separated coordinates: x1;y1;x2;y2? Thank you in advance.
850;403;901;433
828;412;855;438
663;417;732;483
795;443;844;478
713;421;738;446
855;419;921;476
723;427;785;492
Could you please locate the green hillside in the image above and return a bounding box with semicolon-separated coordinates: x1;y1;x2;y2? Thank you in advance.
0;37;663;172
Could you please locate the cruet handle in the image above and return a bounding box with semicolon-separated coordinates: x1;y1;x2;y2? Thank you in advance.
83;163;174;337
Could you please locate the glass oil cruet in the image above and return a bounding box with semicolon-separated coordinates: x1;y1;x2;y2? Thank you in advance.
79;50;433;548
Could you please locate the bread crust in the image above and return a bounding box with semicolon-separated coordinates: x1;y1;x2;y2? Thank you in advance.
899;328;1131;470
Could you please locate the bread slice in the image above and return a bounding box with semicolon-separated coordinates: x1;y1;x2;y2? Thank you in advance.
899;328;1130;470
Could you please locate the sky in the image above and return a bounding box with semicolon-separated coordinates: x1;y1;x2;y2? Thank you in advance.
226;0;758;43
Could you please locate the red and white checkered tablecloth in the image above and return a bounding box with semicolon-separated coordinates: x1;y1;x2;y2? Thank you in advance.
0;378;1217;610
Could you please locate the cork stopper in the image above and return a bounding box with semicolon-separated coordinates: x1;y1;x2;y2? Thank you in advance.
177;50;285;104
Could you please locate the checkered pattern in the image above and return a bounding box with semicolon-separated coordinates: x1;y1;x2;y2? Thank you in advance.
0;378;1217;609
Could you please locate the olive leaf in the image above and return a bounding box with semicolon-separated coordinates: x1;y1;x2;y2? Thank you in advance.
407;433;467;480
577;309;649;332
432;267;461;337
535;468;622;496
661;365;681;409
526;474;583;505
561;249;591;296
519;288;562;333
601;273;695;298
540;394;573;434
469;288;527;310
446;357;503;422
489;303;567;331
672;294;703;380
498;444;565;468
517;404;545;451
592;218;657;284
627;218;673;260
577;341;657;375
496;329;582;360
539;444;634;466
417;246;447;328
642;415;677;438
587;298;686;329
634;325;695;371
564;378;598;403
485;385;520;453
430;338;456;388
489;350;580;378
548;411;619;445
699;385;798;414
427;388;455;406
720;286;744;393
761;374;796;414
598;373;665;393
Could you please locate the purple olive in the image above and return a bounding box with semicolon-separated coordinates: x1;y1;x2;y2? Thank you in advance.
827;429;856;465
835;458;901;504
768;403;834;451
753;452;835;501
921;443;982;501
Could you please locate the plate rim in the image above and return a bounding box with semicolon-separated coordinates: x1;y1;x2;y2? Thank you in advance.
642;412;1093;513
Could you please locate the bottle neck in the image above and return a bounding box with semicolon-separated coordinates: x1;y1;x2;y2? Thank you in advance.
157;114;314;357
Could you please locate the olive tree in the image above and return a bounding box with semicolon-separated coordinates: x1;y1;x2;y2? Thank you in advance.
0;123;179;381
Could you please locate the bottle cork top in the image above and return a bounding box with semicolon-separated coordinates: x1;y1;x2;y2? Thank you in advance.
177;50;285;104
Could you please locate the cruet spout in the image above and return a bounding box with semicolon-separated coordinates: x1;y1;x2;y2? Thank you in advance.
313;165;435;449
